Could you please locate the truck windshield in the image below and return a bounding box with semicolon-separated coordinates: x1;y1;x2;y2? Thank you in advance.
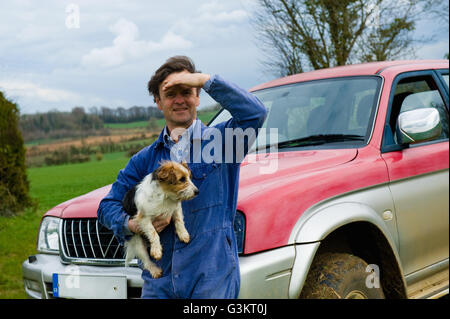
208;76;382;151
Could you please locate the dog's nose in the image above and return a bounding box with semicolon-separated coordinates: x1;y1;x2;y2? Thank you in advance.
194;189;199;196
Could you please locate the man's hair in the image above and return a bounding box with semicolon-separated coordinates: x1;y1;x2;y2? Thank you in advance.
148;56;200;101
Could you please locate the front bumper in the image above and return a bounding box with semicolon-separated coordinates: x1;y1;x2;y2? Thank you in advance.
22;254;144;299
22;245;299;299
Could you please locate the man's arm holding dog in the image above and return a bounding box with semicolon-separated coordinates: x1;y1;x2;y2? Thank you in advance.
97;154;170;244
128;215;169;234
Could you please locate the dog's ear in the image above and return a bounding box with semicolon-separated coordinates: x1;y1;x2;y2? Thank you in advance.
122;186;137;216
180;161;192;178
152;166;162;182
181;161;189;170
154;163;177;184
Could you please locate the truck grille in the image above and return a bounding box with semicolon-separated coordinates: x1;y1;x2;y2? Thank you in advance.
60;218;125;263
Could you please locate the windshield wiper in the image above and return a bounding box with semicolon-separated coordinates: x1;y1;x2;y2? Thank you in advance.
251;134;365;153
277;134;365;149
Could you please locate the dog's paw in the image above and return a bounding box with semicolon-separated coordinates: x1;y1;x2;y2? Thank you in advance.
150;267;163;279
150;245;163;260
144;263;162;279
178;230;190;244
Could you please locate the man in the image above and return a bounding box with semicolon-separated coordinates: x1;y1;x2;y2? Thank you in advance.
97;56;267;298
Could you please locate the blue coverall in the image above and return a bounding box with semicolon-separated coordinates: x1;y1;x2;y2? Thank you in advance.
97;74;267;298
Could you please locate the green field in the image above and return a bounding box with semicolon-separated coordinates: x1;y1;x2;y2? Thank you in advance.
1;111;220;299
0;151;129;299
198;110;218;124
103;120;151;129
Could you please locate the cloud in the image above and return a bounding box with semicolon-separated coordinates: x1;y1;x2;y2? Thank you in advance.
416;38;449;60
0;80;80;103
199;9;247;24
197;1;247;23
81;18;193;68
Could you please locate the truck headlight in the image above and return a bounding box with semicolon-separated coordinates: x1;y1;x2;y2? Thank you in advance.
37;217;60;254
233;211;246;254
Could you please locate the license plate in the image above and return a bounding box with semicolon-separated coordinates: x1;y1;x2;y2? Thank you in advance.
52;273;127;299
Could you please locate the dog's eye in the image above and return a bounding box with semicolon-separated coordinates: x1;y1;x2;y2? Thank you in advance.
179;177;186;183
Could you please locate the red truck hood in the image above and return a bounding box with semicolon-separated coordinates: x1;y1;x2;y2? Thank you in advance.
44;185;112;218
238;149;362;253
238;149;357;201
45;149;356;220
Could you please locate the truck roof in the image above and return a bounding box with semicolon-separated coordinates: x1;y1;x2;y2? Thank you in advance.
250;60;449;92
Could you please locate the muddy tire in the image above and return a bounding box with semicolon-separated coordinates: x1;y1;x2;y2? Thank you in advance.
300;252;385;299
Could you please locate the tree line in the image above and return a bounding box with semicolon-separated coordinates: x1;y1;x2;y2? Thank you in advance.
88;105;163;123
19;105;163;142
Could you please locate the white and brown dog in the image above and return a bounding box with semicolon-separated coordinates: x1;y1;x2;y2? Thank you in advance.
122;161;198;278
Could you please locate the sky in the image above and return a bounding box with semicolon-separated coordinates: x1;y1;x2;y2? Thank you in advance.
0;0;448;115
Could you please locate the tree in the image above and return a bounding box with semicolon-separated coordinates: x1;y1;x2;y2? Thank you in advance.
423;0;449;24
422;0;449;60
357;0;421;62
254;1;306;76
253;0;430;76
147;117;161;132
0;91;32;216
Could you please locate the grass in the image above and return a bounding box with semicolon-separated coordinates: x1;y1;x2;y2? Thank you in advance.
103;121;150;129
197;110;219;124
28;152;129;211
0;151;130;299
0;208;42;299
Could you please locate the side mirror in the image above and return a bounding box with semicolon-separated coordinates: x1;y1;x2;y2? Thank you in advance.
397;108;442;144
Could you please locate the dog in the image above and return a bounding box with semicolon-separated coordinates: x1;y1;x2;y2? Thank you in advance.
122;161;198;278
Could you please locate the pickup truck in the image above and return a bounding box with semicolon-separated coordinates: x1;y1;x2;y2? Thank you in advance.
22;60;449;299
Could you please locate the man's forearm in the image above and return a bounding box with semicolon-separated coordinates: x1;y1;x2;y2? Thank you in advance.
97;198;130;244
203;74;267;129
162;71;210;92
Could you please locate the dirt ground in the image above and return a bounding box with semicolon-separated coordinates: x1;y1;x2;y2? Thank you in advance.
26;131;158;156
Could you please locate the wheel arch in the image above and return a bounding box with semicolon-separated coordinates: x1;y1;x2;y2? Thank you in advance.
288;202;407;298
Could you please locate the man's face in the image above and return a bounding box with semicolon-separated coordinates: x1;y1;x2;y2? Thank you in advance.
155;71;200;130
